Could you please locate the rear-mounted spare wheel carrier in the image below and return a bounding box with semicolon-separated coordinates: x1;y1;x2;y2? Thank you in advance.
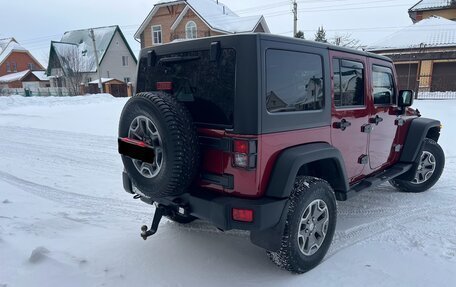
118;92;200;198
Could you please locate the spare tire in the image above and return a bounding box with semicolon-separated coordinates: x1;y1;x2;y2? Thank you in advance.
119;92;200;198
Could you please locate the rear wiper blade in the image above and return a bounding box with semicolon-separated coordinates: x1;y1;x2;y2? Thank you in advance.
158;56;200;64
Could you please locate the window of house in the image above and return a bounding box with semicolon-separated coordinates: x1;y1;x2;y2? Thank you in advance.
28;63;34;70
152;25;162;44
6;62;11;72
266;49;324;113
372;65;395;105
12;63;17;72
122;56;129;67
124;77;130;83
185;21;197;39
333;58;365;107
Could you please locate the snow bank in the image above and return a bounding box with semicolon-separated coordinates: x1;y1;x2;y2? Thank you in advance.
0;94;119;111
0;94;128;137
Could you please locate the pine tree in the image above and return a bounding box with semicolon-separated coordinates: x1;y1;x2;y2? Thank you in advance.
314;26;327;43
294;30;305;39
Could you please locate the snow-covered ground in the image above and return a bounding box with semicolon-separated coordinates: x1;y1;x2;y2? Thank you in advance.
0;95;455;287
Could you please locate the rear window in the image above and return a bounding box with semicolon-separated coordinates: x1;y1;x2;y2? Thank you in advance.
142;49;236;127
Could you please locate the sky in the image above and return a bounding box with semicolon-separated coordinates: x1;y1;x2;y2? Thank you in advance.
0;0;420;67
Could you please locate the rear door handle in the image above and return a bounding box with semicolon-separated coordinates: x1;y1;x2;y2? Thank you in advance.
333;119;351;131
369;115;383;125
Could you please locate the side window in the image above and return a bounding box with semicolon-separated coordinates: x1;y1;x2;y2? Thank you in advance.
333;58;365;107
266;49;324;113
372;65;395;105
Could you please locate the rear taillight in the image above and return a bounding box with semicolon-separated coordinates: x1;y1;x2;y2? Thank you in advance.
156;81;173;91
232;208;254;222
232;139;257;169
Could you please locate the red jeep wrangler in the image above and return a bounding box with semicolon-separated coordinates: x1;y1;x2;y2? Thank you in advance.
118;34;444;273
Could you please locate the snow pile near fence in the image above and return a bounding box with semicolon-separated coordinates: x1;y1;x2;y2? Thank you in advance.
0;94;128;136
0;94;120;111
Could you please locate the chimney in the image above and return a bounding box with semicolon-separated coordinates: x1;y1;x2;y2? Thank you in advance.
223;5;225;14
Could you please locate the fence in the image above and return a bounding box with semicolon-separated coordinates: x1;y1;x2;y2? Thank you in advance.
0;87;70;97
416;91;456;100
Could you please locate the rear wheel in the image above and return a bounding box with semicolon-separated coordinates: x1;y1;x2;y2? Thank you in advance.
267;176;337;274
390;138;444;193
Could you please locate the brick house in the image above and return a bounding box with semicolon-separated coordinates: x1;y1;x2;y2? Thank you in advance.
368;1;456;95
0;38;44;77
47;25;137;92
134;0;270;49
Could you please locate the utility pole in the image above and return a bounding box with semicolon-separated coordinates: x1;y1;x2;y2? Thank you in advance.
89;28;103;93
292;0;298;36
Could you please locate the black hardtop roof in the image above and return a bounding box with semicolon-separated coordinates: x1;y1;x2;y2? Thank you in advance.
257;33;392;62
141;33;392;63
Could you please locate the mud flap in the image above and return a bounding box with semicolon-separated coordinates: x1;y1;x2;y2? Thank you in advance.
250;200;289;251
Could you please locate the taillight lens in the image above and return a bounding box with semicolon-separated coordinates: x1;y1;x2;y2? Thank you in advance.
232;208;254;222
232;139;257;169
156;81;173;91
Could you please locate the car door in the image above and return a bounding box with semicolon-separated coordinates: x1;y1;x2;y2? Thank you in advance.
330;52;369;182
367;59;401;171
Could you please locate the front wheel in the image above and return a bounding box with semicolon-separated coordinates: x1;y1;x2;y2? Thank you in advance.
390;138;445;193
267;176;337;274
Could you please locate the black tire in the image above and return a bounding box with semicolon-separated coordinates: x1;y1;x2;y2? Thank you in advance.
390;138;444;193
119;92;200;198
166;213;197;224
267;176;337;274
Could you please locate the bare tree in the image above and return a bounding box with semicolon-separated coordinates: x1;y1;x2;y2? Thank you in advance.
331;33;361;49
58;46;94;96
294;30;305;39
314;26;327;43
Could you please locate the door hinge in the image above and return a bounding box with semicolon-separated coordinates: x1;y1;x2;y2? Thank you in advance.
361;124;373;133
358;154;369;165
333;119;352;131
394;144;403;152
395;118;406;126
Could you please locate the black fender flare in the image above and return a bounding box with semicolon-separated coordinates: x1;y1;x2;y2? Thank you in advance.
251;143;348;251
265;142;349;198
400;118;441;163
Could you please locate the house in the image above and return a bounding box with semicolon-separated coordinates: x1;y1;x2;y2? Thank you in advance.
409;0;456;23
367;15;456;94
47;25;137;93
134;0;270;48
0;70;49;89
0;38;44;77
87;78;129;97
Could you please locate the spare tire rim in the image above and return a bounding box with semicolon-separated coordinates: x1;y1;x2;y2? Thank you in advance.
128;116;164;179
297;199;329;256
411;151;436;185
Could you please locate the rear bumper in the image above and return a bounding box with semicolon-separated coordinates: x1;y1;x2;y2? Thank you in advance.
122;172;288;232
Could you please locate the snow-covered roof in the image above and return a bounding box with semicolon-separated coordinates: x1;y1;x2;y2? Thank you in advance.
409;0;455;12
0;70;30;83
0;70;49;83
367;16;456;51
32;71;50;81
135;0;269;39
88;78;115;84
0;38;28;65
0;37;16;54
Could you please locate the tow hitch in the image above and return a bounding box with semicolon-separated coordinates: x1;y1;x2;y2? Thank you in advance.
141;205;171;240
141;205;169;240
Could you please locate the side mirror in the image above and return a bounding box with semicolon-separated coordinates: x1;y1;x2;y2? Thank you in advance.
398;90;414;108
